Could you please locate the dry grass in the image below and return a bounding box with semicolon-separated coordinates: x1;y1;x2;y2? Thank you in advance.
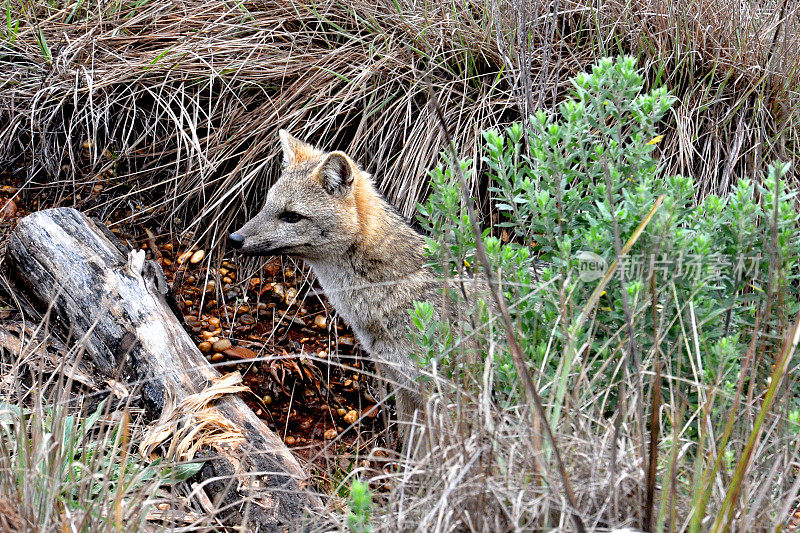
319;304;800;532
0;323;211;531
0;0;514;239
4;0;800;531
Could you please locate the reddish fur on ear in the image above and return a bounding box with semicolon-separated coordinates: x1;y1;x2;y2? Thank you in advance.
314;152;354;195
279;130;321;166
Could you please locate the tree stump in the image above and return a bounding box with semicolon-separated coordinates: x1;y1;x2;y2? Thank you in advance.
6;207;321;531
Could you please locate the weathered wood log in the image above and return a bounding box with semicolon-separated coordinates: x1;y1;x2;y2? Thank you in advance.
6;208;321;531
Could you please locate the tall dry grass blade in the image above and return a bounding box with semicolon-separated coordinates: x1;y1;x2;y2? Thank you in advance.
711;309;800;532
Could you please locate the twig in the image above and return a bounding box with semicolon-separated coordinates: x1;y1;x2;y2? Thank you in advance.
145;227;163;262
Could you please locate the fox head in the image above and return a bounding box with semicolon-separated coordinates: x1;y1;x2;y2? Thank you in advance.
229;131;380;261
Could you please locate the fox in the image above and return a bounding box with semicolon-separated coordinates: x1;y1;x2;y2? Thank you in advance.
229;130;439;438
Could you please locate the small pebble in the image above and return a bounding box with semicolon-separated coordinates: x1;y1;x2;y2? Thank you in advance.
0;199;17;218
190;249;205;264
314;315;327;329
285;436;296;445
164;243;173;251
317;350;327;359
222;276;232;283
338;335;355;347
263;395;272;405
285;287;298;306
336;408;347;416
238;305;250;313
273;283;285;298
184;299;193;307
323;428;337;440
200;331;214;340
93;184;104;193
250;278;261;287
264;262;280;276
157;503;169;511
219;268;229;275
198;341;212;353
208;317;220;327
177;251;193;264
213;338;232;352
239;314;255;325
211;353;225;362
222;261;236;269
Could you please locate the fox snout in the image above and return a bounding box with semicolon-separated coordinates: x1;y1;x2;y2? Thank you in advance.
227;231;275;255
228;232;245;249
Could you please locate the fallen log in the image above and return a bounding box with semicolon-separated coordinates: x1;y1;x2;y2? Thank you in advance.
6;207;322;531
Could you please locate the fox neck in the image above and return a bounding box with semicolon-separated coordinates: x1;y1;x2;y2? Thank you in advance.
304;197;431;336
308;202;427;286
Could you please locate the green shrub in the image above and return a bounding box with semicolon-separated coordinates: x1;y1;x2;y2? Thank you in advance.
414;55;800;423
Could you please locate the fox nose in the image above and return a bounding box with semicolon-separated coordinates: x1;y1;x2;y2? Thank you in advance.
228;233;245;249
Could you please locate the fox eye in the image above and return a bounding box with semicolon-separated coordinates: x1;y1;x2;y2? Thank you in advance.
279;211;304;223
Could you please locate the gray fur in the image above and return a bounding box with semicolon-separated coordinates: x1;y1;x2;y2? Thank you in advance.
232;131;438;433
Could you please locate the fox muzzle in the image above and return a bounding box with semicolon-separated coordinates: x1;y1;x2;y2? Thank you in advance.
228;232;245;249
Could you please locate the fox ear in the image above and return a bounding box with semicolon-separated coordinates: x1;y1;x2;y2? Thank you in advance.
316;152;354;195
279;130;318;166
